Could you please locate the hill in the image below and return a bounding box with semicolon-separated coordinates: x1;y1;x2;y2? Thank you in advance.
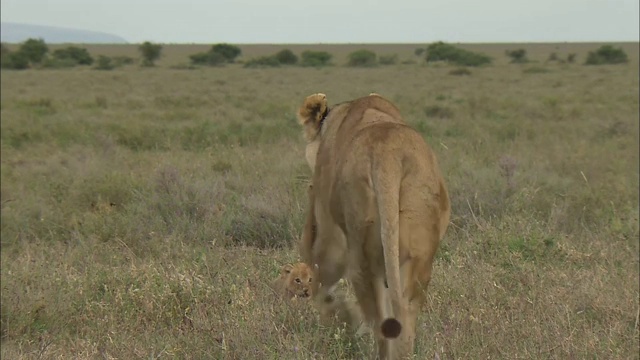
0;22;128;44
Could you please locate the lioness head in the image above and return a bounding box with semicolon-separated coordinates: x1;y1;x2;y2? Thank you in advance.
275;262;313;299
296;92;387;171
296;93;328;171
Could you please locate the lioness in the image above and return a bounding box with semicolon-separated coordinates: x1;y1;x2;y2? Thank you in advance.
297;93;450;359
272;262;313;299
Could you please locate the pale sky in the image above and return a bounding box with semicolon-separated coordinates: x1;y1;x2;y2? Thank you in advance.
1;0;638;43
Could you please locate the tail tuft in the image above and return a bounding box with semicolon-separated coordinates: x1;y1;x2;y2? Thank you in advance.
381;318;402;338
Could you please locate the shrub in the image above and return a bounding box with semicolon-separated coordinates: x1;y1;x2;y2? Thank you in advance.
18;38;48;64
506;49;528;63
347;49;377;67
275;49;298;65
414;48;425;57
138;41;162;67
379;54;398;65
547;52;559;62
566;53;577;63
1;44;29;70
211;43;242;63
94;55;115;70
189;51;226;66
300;51;332;67
52;46;93;65
426;41;492;67
244;55;280;68
585;45;628;65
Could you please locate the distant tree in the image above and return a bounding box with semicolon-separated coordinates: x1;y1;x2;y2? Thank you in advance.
211;43;241;63
505;49;528;63
1;47;29;70
53;46;94;65
19;38;48;64
300;51;332;67
425;41;491;67
138;41;163;66
275;49;298;65
585;45;628;65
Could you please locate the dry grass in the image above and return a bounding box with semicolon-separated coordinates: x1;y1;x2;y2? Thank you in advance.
1;43;639;359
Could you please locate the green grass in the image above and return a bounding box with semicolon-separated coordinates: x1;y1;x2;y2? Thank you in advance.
1;42;639;359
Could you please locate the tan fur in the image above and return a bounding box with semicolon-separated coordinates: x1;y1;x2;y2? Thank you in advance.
297;93;451;359
272;262;313;299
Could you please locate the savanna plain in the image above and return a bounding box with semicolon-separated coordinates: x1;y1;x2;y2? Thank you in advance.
1;43;639;359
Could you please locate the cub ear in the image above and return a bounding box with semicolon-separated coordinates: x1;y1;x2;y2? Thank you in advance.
297;93;328;142
281;264;293;274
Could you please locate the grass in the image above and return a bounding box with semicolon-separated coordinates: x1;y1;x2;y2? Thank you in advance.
1;42;639;359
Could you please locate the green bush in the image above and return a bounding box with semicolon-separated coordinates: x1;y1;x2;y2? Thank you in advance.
426;41;492;67
1;45;29;70
189;43;241;66
585;45;628;65
506;49;528;63
18;38;48;64
138;41;162;67
347;49;377;67
379;54;398;65
52;46;93;65
566;53;577;63
275;49;298;65
210;43;242;63
300;51;332;67
244;55;280;68
189;51;226;66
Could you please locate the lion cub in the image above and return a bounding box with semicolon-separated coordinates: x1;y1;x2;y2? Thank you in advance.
272;262;313;299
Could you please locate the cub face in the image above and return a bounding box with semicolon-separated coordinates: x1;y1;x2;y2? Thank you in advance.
278;262;313;298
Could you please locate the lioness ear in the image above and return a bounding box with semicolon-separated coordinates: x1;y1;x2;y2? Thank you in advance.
297;93;328;142
281;264;293;274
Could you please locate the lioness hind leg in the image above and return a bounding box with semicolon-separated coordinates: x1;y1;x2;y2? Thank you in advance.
352;277;392;360
311;224;347;311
